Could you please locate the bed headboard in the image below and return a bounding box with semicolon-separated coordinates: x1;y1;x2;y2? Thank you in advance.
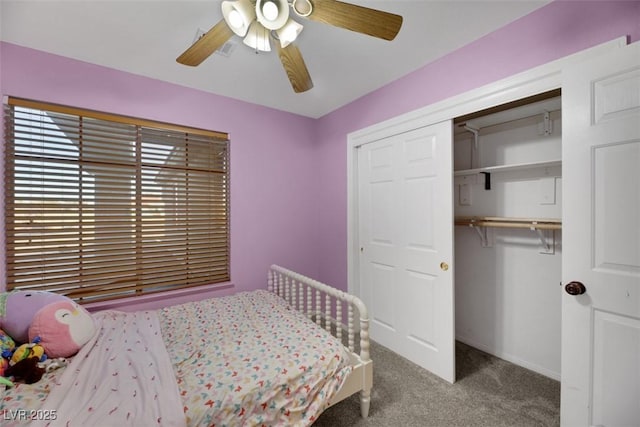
268;265;370;364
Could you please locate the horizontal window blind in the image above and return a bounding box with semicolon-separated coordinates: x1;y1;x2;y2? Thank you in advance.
4;98;230;303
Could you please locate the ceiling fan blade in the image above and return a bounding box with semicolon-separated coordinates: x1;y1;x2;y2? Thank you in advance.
277;43;314;93
308;0;402;41
177;19;234;66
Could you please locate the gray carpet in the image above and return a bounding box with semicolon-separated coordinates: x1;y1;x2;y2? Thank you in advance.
314;341;560;427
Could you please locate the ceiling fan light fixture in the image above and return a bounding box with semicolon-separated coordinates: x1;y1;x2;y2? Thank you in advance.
276;19;303;48
221;0;256;37
243;21;271;52
262;1;279;21
291;0;312;17
228;10;243;28
256;0;289;30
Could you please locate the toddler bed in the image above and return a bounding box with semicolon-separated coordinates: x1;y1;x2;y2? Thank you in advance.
0;265;372;426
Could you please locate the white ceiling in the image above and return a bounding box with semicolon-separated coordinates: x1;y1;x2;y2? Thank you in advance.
0;0;551;118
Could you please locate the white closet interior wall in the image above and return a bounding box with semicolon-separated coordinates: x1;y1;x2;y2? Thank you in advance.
453;97;562;380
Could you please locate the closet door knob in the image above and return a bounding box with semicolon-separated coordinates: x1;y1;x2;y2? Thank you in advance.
565;281;586;296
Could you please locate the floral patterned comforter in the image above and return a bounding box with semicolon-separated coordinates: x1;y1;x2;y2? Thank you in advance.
0;290;352;427
158;290;352;426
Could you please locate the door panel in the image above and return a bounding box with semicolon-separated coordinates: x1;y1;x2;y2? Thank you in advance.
405;271;437;351
561;41;640;425
370;262;396;332
593;141;640;273
359;138;399;346
358;122;454;383
591;310;640;426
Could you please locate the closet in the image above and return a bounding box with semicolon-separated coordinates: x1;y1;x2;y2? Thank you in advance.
352;40;639;421
452;89;562;380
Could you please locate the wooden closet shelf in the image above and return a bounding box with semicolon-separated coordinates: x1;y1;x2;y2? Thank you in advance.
455;216;562;230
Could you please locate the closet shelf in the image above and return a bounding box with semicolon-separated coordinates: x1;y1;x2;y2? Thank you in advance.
454;160;561;177
455;216;562;230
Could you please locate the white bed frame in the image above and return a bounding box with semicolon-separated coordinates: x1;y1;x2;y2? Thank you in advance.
267;264;373;418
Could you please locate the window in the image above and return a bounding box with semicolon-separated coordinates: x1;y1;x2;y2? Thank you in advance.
4;98;230;303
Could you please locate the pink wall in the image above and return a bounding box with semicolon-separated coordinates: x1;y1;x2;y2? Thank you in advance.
1;1;639;308
314;0;640;290
0;42;320;310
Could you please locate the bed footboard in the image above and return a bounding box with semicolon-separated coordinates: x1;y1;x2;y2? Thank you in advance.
268;264;373;417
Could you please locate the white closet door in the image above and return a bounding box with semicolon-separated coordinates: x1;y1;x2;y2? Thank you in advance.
561;41;640;426
358;121;455;383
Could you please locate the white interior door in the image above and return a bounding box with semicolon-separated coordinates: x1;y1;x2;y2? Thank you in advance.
358;121;455;383
561;41;640;426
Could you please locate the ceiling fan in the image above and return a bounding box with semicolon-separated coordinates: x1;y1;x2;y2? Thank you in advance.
176;0;403;93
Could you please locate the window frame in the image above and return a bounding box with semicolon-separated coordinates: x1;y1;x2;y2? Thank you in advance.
4;97;230;303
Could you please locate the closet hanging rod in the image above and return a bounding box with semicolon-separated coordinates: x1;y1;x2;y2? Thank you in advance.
455;216;562;230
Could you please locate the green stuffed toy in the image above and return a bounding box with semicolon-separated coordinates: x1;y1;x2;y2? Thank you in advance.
0;328;15;387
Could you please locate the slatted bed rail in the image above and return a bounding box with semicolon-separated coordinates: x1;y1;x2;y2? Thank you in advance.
268;264;373;417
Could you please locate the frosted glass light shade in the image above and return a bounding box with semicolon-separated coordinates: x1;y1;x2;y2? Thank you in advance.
291;0;312;17
243;21;271;52
262;2;278;21
221;0;256;37
276;19;303;48
256;0;289;30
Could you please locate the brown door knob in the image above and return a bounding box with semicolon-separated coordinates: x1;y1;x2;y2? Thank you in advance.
565;281;586;296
